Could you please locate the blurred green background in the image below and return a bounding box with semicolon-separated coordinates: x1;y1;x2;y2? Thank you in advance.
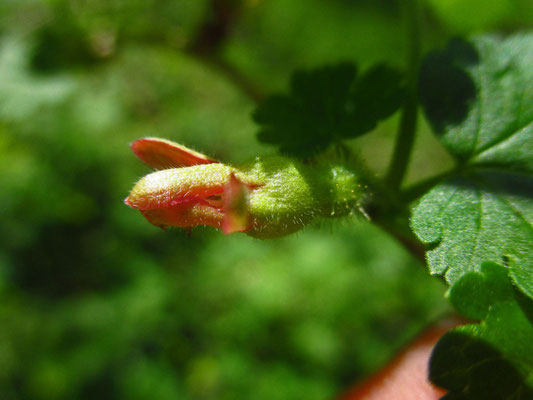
0;1;531;399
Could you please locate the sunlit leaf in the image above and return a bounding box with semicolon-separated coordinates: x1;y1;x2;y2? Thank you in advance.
414;34;533;299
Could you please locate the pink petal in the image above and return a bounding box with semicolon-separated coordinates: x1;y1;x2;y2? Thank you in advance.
131;137;218;169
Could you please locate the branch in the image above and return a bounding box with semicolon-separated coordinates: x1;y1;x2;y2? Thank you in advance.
385;0;422;191
186;0;264;103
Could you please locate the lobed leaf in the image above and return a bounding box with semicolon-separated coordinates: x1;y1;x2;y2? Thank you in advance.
411;171;533;298
253;63;405;157
430;262;533;399
413;34;533;299
419;34;533;173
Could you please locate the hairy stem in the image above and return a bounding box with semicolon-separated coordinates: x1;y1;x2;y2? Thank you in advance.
386;0;421;191
363;179;427;264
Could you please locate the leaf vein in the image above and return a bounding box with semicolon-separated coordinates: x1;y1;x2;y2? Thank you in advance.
493;191;533;233
472;119;533;162
472;82;530;158
435;185;461;228
470;62;484;159
467;188;483;270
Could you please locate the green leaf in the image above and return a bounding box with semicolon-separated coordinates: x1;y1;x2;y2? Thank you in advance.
425;0;533;33
253;63;405;157
419;34;533;174
413;34;533;299
430;262;533;399
411;171;533;297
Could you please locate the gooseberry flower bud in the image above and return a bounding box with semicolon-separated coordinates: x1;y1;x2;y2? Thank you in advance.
125;138;365;239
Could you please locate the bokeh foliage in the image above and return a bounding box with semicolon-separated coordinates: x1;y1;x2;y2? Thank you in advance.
1;0;529;399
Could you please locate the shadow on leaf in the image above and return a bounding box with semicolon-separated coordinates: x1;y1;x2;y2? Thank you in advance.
419;39;478;135
430;331;533;400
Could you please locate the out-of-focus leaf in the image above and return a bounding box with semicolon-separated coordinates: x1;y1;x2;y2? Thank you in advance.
426;0;533;33
254;63;405;157
0;39;75;121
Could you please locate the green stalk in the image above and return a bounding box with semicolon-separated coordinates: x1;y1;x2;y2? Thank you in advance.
386;0;422;191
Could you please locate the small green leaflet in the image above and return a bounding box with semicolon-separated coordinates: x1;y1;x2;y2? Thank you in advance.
412;34;533;299
430;262;533;399
253;63;405;157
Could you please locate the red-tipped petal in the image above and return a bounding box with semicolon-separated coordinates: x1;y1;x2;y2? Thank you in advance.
223;173;251;234
131;137;218;169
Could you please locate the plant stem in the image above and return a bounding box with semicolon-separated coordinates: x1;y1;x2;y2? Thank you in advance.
186;0;264;103
191;52;264;103
386;0;422;191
